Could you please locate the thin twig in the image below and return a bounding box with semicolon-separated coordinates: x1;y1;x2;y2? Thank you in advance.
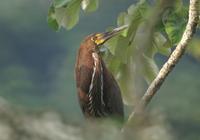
126;0;199;126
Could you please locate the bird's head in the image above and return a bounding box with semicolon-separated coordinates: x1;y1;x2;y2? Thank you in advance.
81;25;128;52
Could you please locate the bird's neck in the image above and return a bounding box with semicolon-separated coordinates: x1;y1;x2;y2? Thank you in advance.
88;51;106;112
78;47;100;66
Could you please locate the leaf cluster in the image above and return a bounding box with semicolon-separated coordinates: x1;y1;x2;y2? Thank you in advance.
48;0;99;30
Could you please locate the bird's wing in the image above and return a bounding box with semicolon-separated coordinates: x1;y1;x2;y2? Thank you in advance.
102;62;124;119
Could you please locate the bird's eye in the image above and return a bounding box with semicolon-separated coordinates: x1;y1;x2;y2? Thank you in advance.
91;37;95;42
91;36;98;44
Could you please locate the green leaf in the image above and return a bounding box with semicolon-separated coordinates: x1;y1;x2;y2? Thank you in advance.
125;2;147;44
54;7;66;25
107;56;122;76
154;32;171;56
117;65;136;106
81;0;99;12
47;16;59;31
117;12;127;26
132;22;156;58
105;35;130;64
140;54;159;84
164;22;184;45
115;36;130;64
116;13;129;37
105;35;119;55
116;13;129;36
47;4;59;31
163;8;187;45
102;49;122;76
53;0;72;8
127;4;136;15
55;0;81;30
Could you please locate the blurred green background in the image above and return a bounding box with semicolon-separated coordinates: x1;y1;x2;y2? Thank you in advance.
0;0;200;139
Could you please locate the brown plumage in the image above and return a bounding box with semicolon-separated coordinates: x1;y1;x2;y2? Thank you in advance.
75;25;127;120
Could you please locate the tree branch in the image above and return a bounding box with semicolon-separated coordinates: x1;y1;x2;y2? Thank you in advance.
126;0;199;127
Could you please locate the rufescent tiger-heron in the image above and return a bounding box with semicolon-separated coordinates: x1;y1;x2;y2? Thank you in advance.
75;25;128;120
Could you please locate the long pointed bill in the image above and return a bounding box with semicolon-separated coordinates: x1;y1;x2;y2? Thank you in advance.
95;25;128;46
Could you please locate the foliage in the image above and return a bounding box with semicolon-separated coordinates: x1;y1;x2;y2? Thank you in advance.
47;0;189;104
48;0;99;30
